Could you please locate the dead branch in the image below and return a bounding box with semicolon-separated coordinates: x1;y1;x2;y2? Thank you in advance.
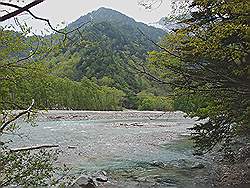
137;27;182;59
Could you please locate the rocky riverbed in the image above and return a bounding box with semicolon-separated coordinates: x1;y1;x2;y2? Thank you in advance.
9;110;215;187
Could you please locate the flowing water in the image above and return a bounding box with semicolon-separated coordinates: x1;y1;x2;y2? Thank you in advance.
8;111;213;187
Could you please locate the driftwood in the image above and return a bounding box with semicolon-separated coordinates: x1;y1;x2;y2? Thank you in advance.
10;144;59;152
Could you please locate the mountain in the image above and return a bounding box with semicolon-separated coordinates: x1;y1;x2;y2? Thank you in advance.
47;7;168;107
68;7;135;29
149;17;184;32
68;7;165;42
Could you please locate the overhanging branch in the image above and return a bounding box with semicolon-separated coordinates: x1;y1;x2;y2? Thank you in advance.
0;99;35;133
0;0;45;22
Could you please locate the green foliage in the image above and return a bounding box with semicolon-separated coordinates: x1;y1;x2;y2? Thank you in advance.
3;74;125;111
0;25;74;186
0;149;70;187
148;0;250;154
0;28;125;111
98;76;115;87
137;91;174;111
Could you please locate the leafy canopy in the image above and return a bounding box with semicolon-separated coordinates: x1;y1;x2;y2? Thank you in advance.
148;0;250;155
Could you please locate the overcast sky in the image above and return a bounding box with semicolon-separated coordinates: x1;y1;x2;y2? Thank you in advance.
0;0;172;34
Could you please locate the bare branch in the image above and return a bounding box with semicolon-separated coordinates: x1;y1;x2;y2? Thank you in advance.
0;99;35;133
0;1;90;42
137;27;249;90
0;0;45;22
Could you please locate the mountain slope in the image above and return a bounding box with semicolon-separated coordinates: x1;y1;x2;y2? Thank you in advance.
48;7;167;101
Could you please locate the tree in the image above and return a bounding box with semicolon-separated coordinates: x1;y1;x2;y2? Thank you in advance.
0;23;74;186
0;1;78;185
146;0;250;155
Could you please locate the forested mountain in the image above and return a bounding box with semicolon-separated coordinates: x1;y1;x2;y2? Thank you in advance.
68;7;164;42
47;8;166;95
43;7;171;109
1;7;172;111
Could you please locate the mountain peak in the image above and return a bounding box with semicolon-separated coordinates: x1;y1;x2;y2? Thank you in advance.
94;7;119;13
67;7;165;43
68;7;136;29
91;7;122;16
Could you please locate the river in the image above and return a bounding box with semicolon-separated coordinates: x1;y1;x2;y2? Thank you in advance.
8;111;213;187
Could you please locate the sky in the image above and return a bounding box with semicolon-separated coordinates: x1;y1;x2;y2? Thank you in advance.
0;0;172;34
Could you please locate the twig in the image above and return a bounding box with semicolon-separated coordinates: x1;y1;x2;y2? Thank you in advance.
138;0;163;10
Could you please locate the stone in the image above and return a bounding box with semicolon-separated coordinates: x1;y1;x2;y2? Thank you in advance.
95;171;108;182
238;145;250;161
151;161;165;168
71;175;96;188
245;158;250;167
191;162;205;169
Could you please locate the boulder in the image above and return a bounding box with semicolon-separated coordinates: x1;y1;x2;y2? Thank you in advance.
71;175;96;188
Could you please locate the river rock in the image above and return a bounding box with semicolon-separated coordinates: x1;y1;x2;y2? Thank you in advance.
191;162;205;169
95;171;108;182
245;158;250;168
71;175;96;188
151;161;165;168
